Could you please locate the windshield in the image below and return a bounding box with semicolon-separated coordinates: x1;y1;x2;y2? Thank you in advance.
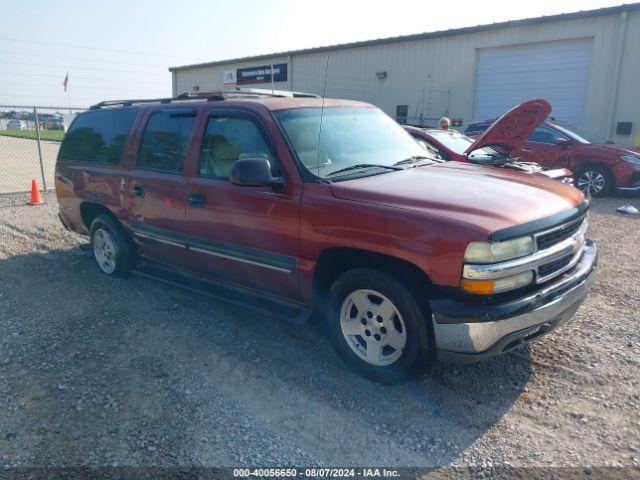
275;107;433;179
553;122;609;144
425;129;498;156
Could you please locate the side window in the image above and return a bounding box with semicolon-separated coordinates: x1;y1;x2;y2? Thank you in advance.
416;138;448;160
396;105;408;124
199;116;275;180
464;124;488;134
58;108;137;163
528;126;565;145
138;111;195;173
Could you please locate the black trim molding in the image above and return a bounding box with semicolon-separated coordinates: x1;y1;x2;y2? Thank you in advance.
130;223;296;274
491;199;590;242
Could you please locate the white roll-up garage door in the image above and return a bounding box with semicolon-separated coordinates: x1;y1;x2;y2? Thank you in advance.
472;38;592;124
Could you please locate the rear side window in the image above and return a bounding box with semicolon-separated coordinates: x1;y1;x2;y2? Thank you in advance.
138;111;195;173
58;108;137;163
199;116;275;180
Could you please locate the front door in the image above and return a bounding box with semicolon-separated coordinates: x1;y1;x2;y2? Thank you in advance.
185;109;302;301
125;108;197;268
513;125;568;168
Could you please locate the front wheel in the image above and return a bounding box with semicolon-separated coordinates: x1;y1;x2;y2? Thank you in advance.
576;164;613;197
325;268;434;384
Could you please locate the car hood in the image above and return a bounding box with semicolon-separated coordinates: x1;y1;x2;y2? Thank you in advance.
329;162;584;236
464;99;551;156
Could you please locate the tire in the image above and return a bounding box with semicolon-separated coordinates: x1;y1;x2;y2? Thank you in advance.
325;268;434;384
576;164;613;197
89;213;136;278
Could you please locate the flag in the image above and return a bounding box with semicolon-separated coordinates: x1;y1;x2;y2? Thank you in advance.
63;73;68;92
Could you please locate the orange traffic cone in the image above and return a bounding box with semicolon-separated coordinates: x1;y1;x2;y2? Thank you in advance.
29;179;44;205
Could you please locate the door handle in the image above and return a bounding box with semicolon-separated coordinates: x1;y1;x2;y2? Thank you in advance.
132;184;145;198
520;148;532;153
188;192;206;208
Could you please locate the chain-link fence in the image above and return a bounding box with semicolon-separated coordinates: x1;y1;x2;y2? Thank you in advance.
0;105;87;194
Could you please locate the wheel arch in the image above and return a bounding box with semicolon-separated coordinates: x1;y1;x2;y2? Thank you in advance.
312;247;436;312
572;159;617;192
79;202;118;232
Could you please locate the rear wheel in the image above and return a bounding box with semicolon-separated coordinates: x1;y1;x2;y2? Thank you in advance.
576;164;613;197
90;214;135;277
325;268;434;384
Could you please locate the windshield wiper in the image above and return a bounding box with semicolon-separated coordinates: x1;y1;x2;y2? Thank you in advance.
393;155;442;166
326;163;402;177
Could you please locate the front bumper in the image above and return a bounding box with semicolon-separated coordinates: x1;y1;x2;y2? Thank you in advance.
431;241;597;363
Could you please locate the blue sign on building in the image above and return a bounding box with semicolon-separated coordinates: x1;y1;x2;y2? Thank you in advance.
236;63;288;84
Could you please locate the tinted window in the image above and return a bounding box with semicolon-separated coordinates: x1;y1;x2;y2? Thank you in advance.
138;111;195;173
58;108;137;163
528;126;565;144
464;124;489;134
199;116;274;179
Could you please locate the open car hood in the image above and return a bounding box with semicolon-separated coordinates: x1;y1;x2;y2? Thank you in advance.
464;99;551;156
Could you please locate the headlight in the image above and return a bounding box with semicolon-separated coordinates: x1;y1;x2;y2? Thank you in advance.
621;154;640;166
461;271;534;295
464;236;534;263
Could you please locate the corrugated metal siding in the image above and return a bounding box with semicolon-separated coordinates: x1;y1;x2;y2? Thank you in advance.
174;9;640;145
174;56;291;96
612;10;640;145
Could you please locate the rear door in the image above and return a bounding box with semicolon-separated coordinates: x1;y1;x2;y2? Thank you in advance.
184;108;302;301
125;107;197;267
513;125;569;167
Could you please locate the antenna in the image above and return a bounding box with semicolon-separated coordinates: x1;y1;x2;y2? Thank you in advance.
316;55;330;180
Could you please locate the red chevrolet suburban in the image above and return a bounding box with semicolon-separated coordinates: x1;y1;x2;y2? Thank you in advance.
55;91;597;383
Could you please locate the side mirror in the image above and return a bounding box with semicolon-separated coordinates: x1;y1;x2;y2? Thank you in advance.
230;158;285;187
555;138;571;147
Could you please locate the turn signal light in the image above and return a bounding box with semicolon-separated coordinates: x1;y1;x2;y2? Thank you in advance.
460;279;495;295
461;271;535;295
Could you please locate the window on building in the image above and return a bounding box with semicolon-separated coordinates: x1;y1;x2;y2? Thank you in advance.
396;105;408;124
199;116;275;179
58;108;137;164
138;111;195;173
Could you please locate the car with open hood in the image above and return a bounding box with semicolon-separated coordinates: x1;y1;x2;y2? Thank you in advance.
55;91;597;383
465;115;640;197
404;99;574;185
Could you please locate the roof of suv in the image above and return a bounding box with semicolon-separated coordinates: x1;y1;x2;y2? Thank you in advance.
89;91;372;112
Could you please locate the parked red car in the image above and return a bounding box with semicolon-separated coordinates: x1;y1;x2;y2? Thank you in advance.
405;100;573;184
465;117;640;196
55;91;596;383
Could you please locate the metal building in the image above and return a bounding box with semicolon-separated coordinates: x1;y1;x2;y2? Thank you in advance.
170;3;640;146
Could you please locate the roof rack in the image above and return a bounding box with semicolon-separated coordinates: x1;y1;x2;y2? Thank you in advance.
230;87;320;98
89;88;319;110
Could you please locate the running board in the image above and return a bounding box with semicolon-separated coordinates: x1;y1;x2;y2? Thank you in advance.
133;260;312;325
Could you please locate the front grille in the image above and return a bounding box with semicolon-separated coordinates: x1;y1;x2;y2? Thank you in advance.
536;216;585;250
538;254;573;278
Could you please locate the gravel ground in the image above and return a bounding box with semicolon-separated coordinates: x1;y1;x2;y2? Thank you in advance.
0;192;638;470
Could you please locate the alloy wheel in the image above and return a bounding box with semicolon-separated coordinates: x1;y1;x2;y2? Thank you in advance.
339;289;407;366
93;228;118;274
577;170;605;196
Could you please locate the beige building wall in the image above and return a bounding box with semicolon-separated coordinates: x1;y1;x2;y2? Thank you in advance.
172;7;640;146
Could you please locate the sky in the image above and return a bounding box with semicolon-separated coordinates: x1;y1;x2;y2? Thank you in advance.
0;0;629;107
